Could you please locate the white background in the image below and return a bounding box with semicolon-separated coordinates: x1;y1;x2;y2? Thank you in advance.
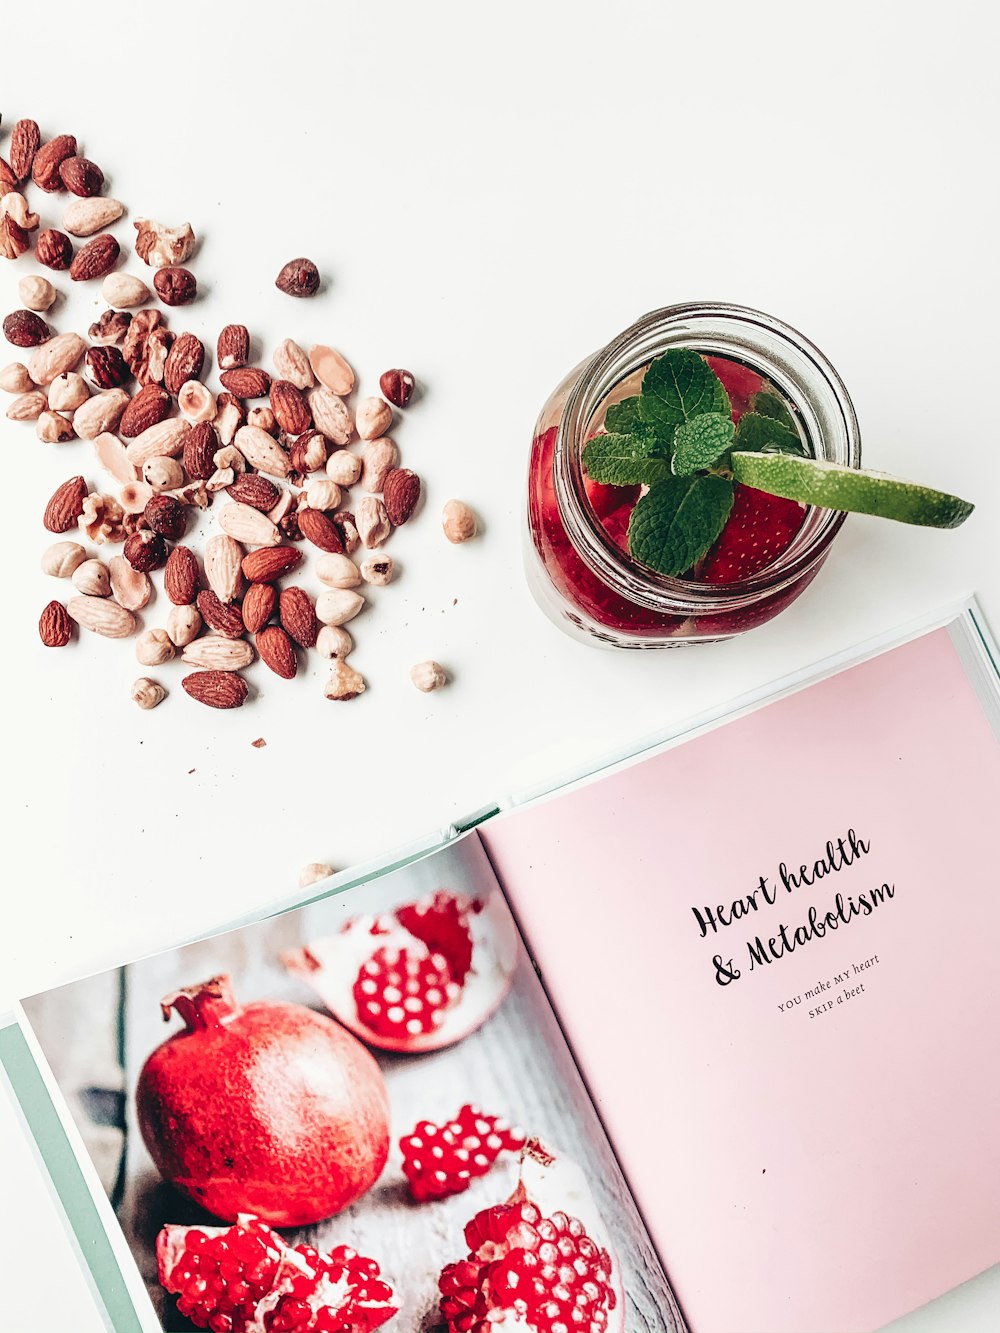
1;2;998;1329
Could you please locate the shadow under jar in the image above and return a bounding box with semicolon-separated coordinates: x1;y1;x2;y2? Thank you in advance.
526;303;861;648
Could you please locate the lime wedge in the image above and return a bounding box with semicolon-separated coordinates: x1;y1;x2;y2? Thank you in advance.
731;453;974;529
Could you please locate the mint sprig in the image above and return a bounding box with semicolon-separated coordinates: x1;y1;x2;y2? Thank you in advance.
672;412;734;476
638;348;731;434
628;475;734;576
583;432;672;487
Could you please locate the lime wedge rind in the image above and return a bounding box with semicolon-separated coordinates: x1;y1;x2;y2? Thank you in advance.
730;453;974;530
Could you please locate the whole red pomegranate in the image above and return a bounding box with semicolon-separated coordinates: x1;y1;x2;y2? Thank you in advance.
136;975;390;1226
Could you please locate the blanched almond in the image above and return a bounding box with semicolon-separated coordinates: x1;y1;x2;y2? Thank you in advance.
63;196;125;237
126;418;190;467
316;587;364;626
74;389;130;440
233;425;291;478
109;555;152;611
181;636;255;670
308;345;355;395
93;431;139;483
28;332;86;386
67;594;136;638
217;502;281;547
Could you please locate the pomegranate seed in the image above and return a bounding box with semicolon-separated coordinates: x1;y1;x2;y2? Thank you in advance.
400;1103;526;1201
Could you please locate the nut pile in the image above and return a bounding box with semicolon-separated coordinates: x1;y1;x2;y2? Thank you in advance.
3;115;479;709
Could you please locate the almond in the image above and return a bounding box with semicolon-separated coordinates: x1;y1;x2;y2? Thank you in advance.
119;384;171;437
182;635;254;670
217;324;250;370
163;332;205;396
63;196;125;237
93;431;138;483
32;134;77;192
40;541;87;578
273;338;314;389
35;228;73;270
256;625;298;679
218;501;281;547
241;583;276;633
308;345;355;395
241;545;303;584
298;507;345;554
269;379;311;434
307;387;354;445
85;345;130;389
219;367;271;398
59;156;104;197
181;669;249;709
383;467;421;526
183;421;220;479
102;272;151;308
196;590;246;639
126;418;190;467
70;234;120;282
43;476;88;532
356;495;391;548
204;533;245;603
3;310;49;348
66;594;136;638
279;586;318;648
233;424;290;478
28;332;86;386
6;390;47;421
39;600;72;647
227;474;281;512
75;389;130;440
10;121;40;183
164;545;200;605
109;555;153;611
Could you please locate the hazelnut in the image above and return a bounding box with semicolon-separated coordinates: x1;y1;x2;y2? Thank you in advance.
132;677;167;709
355;396;392;441
355;496;391;549
360;556;394;586
316;588;365;626
41;540;87;578
71;558;111;597
442;498;478;543
316;624;353;659
379;368;416;408
299;863;334;888
143;456;185;492
305;480;342;511
325;450;362;487
136;628;175;666
410;660;447;692
316;553;361;589
248;405;278;435
153;266;197;306
102;272;151;309
275;257;320;298
323;660;366;701
143;493;187;539
48;372;89;411
18;274;57;312
178;380;216;423
166;604;202;647
360;438;398;493
124;529;168;572
0;362;33;393
36;409;75;443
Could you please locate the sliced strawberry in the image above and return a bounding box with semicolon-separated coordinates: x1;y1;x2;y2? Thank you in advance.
704;356;764;422
700;484;806;583
584;475;641;521
400;1104;526;1202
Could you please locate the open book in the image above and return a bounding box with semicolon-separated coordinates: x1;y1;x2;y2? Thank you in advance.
3;600;999;1333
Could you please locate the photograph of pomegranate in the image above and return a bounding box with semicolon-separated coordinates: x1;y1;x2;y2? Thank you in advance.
19;836;678;1332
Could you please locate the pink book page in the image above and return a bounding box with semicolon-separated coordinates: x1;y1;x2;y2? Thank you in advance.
480;627;1000;1333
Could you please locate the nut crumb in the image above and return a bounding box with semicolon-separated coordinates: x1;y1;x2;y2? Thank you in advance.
251;737;267;749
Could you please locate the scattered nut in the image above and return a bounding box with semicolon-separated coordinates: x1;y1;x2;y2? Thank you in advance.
69;234;121;282
325;450;362;486
108;555;152;611
28;331;86;384
379;368;416;408
4;309;50;348
166;604;202;647
36;409;75;443
39;600;72;648
308;345;355;395
132;677;167;709
275;257;320;297
248;405;278;435
81;492;127;544
35;228;73;271
356;396;392;441
360;556;394;586
7;390;47;421
93;431;138;484
316;553;361;589
355;495;391;548
323;660;366;701
49;372;89;411
178;380;216;423
136;627;175;666
133;218;196;268
63;197;124;237
273;337;314;389
41;540;87;578
217;324;250;369
305;479;343;511
410;660;448;692
89;307;131;346
442;498;478;543
315;624;353;659
71;558;111;597
59;155;104;198
74;388;130;439
124;528;167;572
18;274;57;312
32;135;78;192
153;266;197;306
102;272;151;308
143;456;185;491
299;863;334;888
0;362;32;393
316;587;365;626
119;480;154;514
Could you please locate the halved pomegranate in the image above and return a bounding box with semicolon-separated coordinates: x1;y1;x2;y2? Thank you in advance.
157;1214;399;1333
400;1104;526;1202
283;889;518;1053
437;1139;625;1333
136;975;390;1226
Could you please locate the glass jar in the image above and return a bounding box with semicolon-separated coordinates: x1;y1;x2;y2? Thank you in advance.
525;303;861;648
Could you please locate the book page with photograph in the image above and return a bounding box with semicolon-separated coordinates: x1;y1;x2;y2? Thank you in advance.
17;834;679;1333
480;624;1000;1333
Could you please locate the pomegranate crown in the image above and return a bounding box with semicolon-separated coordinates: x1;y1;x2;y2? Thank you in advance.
160;974;240;1030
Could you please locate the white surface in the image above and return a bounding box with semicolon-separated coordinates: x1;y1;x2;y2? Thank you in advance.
0;1;997;1330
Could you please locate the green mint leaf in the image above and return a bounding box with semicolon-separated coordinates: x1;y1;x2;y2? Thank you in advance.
627;474;734;576
603;397;644;434
672;412;735;476
732;411;806;457
583;432;673;486
751;390;796;431
638;349;731;436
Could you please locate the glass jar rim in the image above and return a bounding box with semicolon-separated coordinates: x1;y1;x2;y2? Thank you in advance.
554;302;862;612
